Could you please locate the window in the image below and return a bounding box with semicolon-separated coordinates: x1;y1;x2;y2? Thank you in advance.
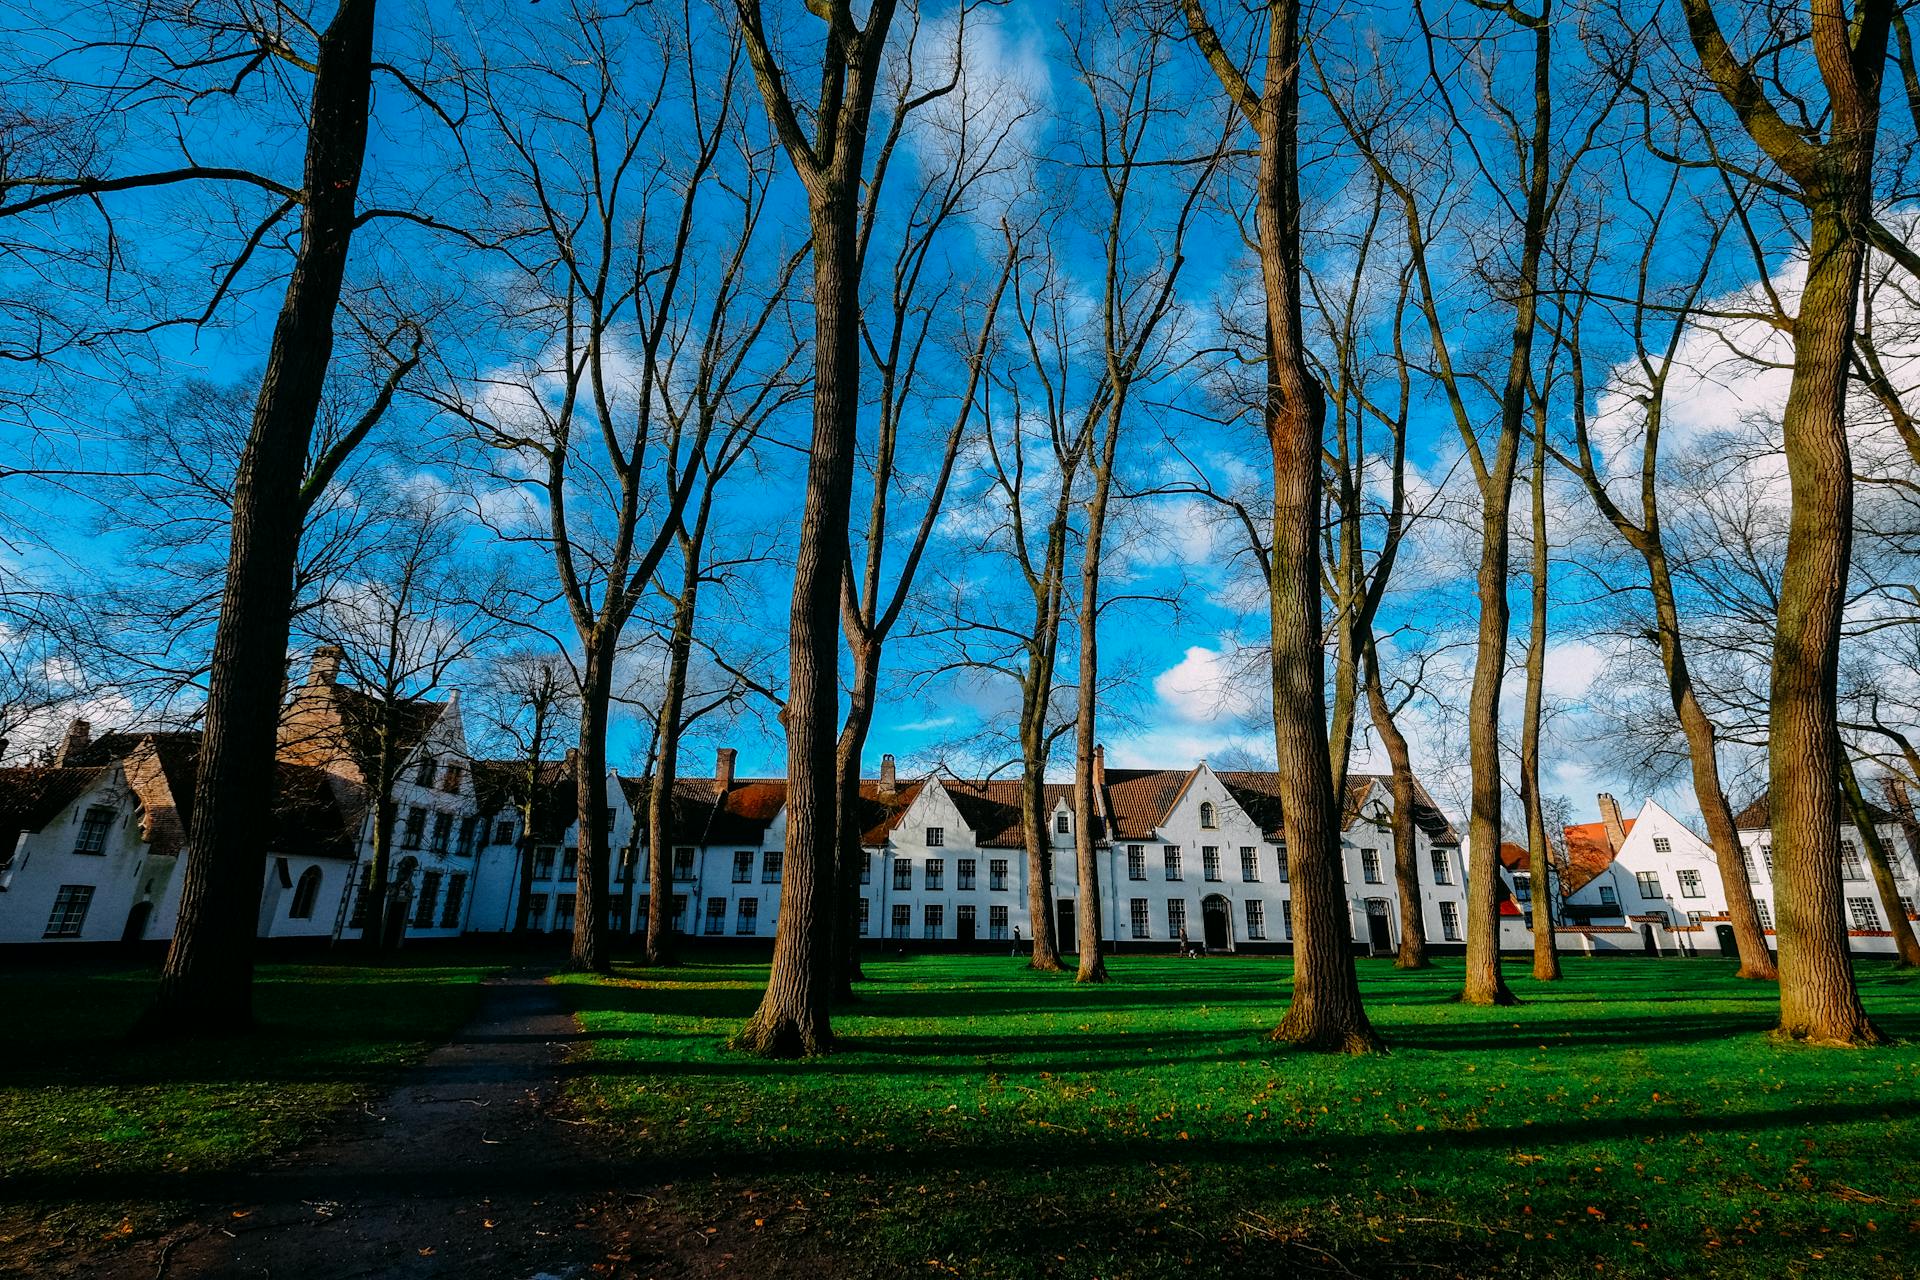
989;905;1008;940
493;819;515;846
1754;898;1773;930
290;866;323;919
958;858;976;890
736;898;758;934
1513;872;1532;901
73;806;114;855
413;871;442;927
440;763;464;794
1128;846;1146;881
1245;900;1266;940
1275;848;1289;883
1056;812;1070;835
348;865;374;928
926;826;945;847
1742;848;1757;878
670;893;686;926
1439;901;1461;941
859;898;871;935
637;893;651;926
441;873;467;928
415;756;437;786
1849;897;1880;930
528;893;549;929
1430;849;1451;885
1362;850;1382;884
1281;899;1294;940
1241;847;1259;882
456;816;477;856
924;904;945;939
610;896;630;933
1653;836;1672;854
733;851;753;883
555;893;576;932
560;848;578;882
1634;870;1662;899
958;904;975;937
893;859;912;890
1203;847;1221;882
534;846;557;879
705;897;726;935
860;856;871;885
1841;842;1864;880
1686;910;1703;927
1199;801;1217;829
1163;846;1182;880
990;859;1008;891
673;847;695;881
891;904;911;939
403;807;426;850
428;812;452;853
1761;845;1774;875
762;850;783;884
1598;885;1618;907
926;858;945;890
1130;898;1150;938
1167;899;1187;935
1903;896;1917;920
1677;869;1704;898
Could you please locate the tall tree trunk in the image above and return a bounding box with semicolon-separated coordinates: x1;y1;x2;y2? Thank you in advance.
831;645;879;1000
364;733;398;952
571;646;614;972
646;556;701;967
740;206;861;1055
1072;422;1119;985
1364;641;1426;970
144;0;377;1035
1768;203;1881;1044
1840;753;1920;969
1020;694;1063;971
1521;414;1559;982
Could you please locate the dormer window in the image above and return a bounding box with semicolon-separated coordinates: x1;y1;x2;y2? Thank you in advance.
1199;802;1217;829
1056;812;1070;835
415;755;437;786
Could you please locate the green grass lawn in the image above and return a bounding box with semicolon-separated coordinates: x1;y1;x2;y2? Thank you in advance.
0;951;496;1258
558;952;1920;1279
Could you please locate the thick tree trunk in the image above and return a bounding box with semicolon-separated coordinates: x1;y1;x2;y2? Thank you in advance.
646;563;700;967
1840;754;1920;969
144;0;377;1036
570;647;614;973
739;208;860;1056
1364;644;1426;970
1770;204;1881;1045
1249;1;1378;1055
1521;420;1559;982
1020;711;1063;972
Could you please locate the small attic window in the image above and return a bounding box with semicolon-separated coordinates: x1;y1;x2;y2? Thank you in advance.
415;755;437;786
1199;802;1217;829
1056;812;1070;834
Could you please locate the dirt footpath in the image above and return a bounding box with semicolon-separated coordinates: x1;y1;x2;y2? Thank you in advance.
66;970;814;1280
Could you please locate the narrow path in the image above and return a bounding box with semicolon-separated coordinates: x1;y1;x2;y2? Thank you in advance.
84;970;801;1280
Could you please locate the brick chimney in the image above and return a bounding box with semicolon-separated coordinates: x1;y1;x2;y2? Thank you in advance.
715;746;737;792
308;644;344;687
879;752;896;794
1597;792;1627;853
54;718;91;766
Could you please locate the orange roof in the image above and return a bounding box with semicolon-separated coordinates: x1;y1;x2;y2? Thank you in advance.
1561;818;1630;894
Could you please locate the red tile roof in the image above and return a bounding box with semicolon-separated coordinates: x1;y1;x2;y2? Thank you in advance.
1561;818;1630;895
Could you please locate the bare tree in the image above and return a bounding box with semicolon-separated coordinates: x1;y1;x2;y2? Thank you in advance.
468;651;579;935
1678;0;1895;1044
1181;0;1378;1051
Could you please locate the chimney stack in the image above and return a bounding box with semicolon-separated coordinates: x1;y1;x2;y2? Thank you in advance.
308;644;344;687
1093;743;1106;789
715;746;737;792
54;719;91;767
879;752;896;794
1597;792;1627;853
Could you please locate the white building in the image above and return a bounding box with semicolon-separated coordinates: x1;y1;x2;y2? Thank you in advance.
1490;791;1920;956
462;755;640;935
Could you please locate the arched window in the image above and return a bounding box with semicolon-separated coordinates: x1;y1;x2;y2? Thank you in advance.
1199;801;1217;829
289;866;323;920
